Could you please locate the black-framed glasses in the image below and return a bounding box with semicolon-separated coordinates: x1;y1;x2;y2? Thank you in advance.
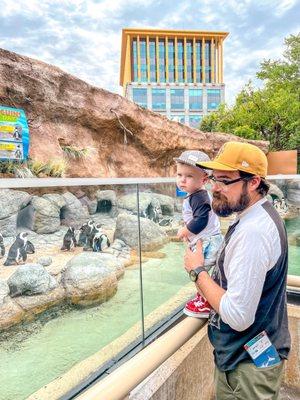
208;176;251;189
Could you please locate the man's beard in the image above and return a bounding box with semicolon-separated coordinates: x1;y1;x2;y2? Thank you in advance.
212;184;251;217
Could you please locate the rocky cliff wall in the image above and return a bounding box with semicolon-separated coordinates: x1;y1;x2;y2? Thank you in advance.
0;48;269;177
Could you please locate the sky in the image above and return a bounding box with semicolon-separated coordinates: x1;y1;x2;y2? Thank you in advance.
1;0;299;105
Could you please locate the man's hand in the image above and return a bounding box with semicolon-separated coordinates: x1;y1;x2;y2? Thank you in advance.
184;240;204;272
177;226;191;241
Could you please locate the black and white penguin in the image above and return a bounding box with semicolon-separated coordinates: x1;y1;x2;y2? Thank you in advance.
4;232;28;266
0;233;5;258
81;220;96;250
92;232;110;252
61;227;77;251
25;240;35;254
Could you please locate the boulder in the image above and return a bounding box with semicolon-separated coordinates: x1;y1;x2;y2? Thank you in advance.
37;256;53;267
30;196;61;234
0;297;25;331
118;192;162;222
151;193;175;215
8;264;57;297
114;213;168;251
61;192;90;227
62;253;119;306
286;180;300;206
0;189;32;237
95;190;118;216
43;193;67;209
268;183;284;200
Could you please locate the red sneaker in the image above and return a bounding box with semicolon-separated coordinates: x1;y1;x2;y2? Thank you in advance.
183;293;211;318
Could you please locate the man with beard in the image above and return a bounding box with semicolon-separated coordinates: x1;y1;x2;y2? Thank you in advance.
184;141;290;400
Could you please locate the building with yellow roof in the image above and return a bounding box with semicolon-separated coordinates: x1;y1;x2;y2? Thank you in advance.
120;28;229;127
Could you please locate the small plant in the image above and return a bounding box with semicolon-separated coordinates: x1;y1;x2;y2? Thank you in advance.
0;160;16;174
27;159;49;176
61;145;91;159
46;158;68;177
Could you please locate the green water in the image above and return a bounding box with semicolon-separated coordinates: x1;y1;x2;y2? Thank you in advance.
285;217;300;276
0;242;188;400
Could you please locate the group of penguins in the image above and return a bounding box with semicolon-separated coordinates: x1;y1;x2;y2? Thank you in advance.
0;232;35;266
61;220;110;252
0;220;110;267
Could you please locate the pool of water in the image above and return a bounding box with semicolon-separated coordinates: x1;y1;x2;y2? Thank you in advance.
0;242;188;400
285;217;300;276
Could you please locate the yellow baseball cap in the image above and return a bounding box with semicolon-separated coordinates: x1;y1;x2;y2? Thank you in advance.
196;141;268;177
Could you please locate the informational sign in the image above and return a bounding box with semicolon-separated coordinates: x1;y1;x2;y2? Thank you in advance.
0;106;29;161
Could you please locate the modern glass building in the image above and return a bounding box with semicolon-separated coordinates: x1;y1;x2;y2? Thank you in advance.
120;28;229;128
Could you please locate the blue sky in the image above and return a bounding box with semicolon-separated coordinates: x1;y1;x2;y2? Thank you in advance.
1;0;299;105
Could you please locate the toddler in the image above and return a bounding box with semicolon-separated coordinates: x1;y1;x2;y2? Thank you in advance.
174;150;223;318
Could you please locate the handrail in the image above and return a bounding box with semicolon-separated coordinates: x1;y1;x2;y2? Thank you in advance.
287;275;300;289
0;174;299;189
74;317;206;400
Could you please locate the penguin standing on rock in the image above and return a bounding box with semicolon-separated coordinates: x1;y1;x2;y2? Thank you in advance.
61;227;77;251
0;233;5;258
4;232;28;266
92;232;110;252
25;240;35;254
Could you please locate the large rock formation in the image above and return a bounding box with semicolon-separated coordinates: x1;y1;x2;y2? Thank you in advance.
0;48;269;177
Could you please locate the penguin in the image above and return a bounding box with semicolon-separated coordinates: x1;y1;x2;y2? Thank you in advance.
78;222;89;247
82;220;96;250
92;232;110;252
0;233;5;258
61;227;77;251
25;240;35;254
4;232;28;266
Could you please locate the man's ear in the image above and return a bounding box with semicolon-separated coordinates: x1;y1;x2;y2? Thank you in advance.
249;176;261;192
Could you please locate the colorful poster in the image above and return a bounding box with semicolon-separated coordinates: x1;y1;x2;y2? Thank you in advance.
0;106;29;161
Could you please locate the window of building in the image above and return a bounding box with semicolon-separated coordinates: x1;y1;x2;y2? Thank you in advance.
149;39;156;82
132;88;147;108
159;39;166;82
170;115;186;124
205;40;211;83
207;89;221;110
170;89;184;110
140;38;147;82
177;40;184;82
189;89;202;110
186;40;193;83
132;38;138;82
189;115;202;128
196;40;202;83
168;39;175;83
152;88;166;110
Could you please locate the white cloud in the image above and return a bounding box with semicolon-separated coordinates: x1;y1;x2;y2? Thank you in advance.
0;0;299;107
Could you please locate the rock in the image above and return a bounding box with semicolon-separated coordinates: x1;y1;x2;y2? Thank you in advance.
151;193;175;215
0;48;268;179
43;193;67;209
38;256;53;267
14;286;65;316
8;264;57;297
95;190;118;216
62;253;118;306
0;280;9;305
0;189;32;237
286;180;300;206
0;297;25;331
269;183;284;201
114;213;168;251
118;192;162;221
61;192;90;227
79;196;98;215
30;196;61;234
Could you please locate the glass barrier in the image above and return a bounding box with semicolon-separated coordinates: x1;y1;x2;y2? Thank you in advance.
0;176;299;400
